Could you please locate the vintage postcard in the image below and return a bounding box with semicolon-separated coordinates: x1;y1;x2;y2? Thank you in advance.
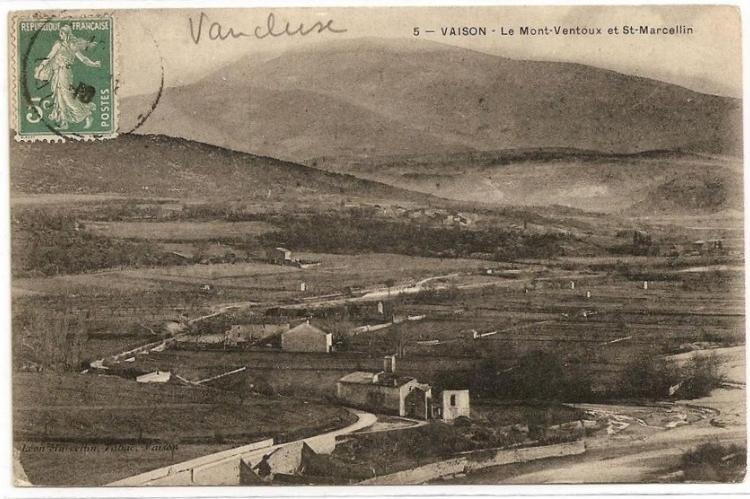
7;5;745;489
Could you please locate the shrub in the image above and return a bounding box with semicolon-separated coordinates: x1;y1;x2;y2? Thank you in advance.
680;442;746;482
620;356;679;399
453;416;472;427
680;354;725;399
621;353;725;400
253;377;276;396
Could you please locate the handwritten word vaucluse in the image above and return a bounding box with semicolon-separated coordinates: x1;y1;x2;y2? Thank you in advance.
188;11;347;44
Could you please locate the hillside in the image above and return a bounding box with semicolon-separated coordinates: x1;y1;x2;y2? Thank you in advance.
122;37;742;163
629;169;744;215
316;149;743;214
9;133;435;204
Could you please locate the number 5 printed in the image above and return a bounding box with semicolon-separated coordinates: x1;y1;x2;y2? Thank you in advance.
25;97;50;124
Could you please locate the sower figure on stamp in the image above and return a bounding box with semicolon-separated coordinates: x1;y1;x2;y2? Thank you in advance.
34;25;101;130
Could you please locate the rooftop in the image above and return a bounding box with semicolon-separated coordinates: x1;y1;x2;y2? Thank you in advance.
338;371;415;387
285;322;329;337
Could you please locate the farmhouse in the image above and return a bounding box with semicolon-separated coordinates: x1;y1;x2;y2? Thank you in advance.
337;355;472;420
281;321;332;353
337;355;432;418
268;247;292;265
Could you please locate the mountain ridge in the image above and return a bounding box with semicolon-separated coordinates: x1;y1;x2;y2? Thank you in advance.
121;36;741;163
111;38;744;214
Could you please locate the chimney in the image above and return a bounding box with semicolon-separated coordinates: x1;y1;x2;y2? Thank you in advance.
383;355;396;374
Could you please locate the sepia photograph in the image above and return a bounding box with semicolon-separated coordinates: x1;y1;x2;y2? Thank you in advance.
6;4;746;489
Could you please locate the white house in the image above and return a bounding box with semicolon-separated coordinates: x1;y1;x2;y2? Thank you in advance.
136;370;172;383
438;389;471;421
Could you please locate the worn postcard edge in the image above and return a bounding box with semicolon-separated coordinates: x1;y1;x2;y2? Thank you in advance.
9;10;120;142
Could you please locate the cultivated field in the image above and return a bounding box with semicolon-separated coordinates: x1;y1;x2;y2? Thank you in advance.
12;253;494;304
14;373;354;485
13;251;744;391
83;220;277;240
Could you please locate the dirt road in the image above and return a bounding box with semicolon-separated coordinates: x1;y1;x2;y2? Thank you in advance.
108;408;377;485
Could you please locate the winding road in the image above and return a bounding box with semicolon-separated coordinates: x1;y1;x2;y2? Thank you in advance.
108;408;377;485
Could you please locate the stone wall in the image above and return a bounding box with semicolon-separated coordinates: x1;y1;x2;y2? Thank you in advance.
107;438;274;486
358;440;586;485
108;409;373;486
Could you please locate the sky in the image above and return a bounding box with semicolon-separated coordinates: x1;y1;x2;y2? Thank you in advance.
110;5;741;98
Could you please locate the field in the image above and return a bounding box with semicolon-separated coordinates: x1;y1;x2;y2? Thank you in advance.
19;441;238;487
9;185;745;486
12;253;494;305
107;261;743;399
83;220;276;240
10;193;127;207
14;373;354;485
13;250;744;392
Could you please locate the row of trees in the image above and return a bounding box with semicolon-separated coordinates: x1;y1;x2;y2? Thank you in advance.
259;213;571;261
435;350;726;402
12;210;176;276
13;309;89;371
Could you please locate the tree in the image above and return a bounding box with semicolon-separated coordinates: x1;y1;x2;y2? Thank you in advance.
384;279;396;299
468;350;595;402
19;309;89;371
681;354;725;399
621;356;678;399
318;319;354;352
387;323;406;357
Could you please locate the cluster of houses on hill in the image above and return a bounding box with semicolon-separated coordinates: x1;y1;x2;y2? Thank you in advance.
338;203;478;227
382;206;476;227
665;239;728;257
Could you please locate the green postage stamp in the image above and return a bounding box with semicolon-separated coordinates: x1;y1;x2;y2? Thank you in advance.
13;15;117;140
